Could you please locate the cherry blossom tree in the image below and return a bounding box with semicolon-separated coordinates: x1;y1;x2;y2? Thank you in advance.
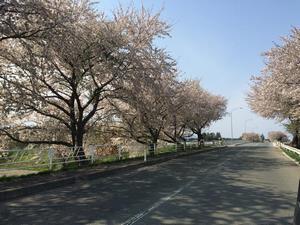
241;132;260;142
184;80;227;146
111;51;177;155
268;131;288;142
161;81;190;144
0;1;171;159
248;27;300;147
284;120;300;147
0;0;229;161
0;0;79;41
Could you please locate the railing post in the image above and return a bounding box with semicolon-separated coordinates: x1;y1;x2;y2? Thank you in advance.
144;148;147;162
91;146;95;164
118;145;122;160
74;145;77;163
88;145;95;164
48;148;54;170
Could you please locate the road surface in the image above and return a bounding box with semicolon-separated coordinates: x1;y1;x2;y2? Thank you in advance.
1;143;300;225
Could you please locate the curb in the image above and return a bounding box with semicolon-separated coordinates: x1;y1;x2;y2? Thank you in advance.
0;146;227;202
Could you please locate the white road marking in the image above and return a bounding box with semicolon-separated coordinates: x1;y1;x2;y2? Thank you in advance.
121;149;236;225
120;180;195;225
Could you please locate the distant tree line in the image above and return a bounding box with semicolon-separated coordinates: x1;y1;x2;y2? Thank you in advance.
202;132;222;141
241;133;261;142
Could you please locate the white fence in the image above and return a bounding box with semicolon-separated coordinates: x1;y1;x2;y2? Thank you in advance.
0;144;126;170
0;141;226;172
274;142;300;155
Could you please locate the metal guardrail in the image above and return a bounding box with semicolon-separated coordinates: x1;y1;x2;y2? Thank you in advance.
272;142;300;224
274;142;300;155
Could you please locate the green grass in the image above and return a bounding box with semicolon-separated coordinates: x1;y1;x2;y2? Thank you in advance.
0;144;218;182
281;147;300;163
156;143;206;155
156;145;177;154
0;147;50;172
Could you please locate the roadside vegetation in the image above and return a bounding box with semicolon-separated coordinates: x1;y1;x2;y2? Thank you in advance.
281;147;300;164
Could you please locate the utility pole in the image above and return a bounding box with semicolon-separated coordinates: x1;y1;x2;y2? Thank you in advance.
229;107;242;140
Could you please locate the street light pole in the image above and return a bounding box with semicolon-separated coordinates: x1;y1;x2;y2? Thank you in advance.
230;112;233;140
229;107;242;140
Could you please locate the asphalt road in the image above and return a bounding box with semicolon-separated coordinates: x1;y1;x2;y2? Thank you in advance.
1;143;300;225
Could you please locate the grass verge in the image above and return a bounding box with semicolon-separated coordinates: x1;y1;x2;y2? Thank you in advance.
281;147;300;163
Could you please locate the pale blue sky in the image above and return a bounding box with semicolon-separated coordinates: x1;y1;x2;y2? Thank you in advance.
97;0;300;138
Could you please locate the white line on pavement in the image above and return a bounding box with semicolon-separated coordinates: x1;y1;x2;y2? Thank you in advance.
120;179;195;225
120;150;236;225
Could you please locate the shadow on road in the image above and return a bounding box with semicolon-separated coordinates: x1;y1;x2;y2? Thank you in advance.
0;144;297;224
144;169;294;224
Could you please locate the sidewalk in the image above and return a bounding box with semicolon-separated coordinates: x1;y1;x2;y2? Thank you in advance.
0;146;226;201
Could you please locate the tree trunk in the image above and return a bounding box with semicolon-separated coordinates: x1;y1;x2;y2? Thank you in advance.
176;142;183;152
183;139;187;151
72;123;87;164
148;136;158;157
148;130;159;157
76;133;86;162
148;141;156;157
197;132;203;148
295;134;300;149
292;132;300;149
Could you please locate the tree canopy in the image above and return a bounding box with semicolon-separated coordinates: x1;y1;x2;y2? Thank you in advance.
0;0;227;158
248;27;300;147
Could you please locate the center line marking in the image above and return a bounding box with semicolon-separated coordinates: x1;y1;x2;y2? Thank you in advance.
121;149;235;225
120;180;195;225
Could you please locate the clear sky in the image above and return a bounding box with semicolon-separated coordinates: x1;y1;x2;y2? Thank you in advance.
97;0;300;138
